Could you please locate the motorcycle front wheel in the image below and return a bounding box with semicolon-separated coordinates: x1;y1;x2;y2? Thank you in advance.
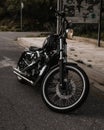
42;64;89;113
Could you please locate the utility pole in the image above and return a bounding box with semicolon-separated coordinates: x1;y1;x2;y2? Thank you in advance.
20;0;24;31
57;0;62;34
98;0;102;47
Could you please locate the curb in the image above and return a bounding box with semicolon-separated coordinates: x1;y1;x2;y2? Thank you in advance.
17;37;46;48
73;36;104;47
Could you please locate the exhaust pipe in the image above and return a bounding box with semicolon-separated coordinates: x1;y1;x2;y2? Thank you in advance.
13;68;34;85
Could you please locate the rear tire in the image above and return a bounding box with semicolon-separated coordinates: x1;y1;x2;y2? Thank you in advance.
42;64;89;113
16;56;28;83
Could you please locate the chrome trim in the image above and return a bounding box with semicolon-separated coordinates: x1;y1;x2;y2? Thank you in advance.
36;51;40;58
39;65;47;76
60;38;63;60
13;68;34;85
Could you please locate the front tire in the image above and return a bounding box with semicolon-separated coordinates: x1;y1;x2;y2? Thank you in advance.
42;64;89;113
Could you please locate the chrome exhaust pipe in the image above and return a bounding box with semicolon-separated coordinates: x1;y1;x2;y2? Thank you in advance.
13;68;34;85
14;68;23;74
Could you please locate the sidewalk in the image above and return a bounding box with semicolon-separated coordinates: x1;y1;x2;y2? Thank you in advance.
17;37;104;93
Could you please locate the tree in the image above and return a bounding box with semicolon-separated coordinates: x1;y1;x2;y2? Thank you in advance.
0;0;56;31
0;0;7;18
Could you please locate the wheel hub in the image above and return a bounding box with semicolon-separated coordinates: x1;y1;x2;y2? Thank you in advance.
56;80;76;99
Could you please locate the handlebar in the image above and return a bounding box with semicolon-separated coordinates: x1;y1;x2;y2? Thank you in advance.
50;7;72;26
50;7;73;35
50;7;65;17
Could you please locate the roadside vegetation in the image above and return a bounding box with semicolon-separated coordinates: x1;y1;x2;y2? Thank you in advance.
74;21;104;41
0;0;56;31
0;0;104;40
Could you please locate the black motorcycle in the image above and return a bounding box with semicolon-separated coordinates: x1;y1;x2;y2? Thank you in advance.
13;9;89;113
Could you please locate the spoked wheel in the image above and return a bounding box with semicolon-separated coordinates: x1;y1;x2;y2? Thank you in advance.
42;64;89;113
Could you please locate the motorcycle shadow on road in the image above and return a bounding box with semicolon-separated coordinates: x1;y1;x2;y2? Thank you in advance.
25;81;104;118
18;79;104;118
68;87;104;118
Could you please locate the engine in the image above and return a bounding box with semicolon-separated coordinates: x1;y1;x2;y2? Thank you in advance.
18;49;46;80
18;34;59;80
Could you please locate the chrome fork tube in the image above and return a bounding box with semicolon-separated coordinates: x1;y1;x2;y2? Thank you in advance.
59;38;63;60
59;37;64;87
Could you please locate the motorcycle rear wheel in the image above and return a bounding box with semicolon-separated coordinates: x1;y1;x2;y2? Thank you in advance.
42;64;89;113
16;57;28;83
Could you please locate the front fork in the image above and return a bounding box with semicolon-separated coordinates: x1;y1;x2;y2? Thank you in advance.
59;37;67;88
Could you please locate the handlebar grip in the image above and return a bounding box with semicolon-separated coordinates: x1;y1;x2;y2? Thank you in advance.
50;6;65;17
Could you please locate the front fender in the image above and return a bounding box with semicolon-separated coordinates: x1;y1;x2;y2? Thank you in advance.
50;62;78;71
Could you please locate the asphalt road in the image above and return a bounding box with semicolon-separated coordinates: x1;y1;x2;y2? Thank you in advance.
0;32;104;130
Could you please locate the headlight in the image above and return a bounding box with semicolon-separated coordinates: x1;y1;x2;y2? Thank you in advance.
66;29;74;40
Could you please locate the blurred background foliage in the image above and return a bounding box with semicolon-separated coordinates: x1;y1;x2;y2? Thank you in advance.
0;0;56;31
0;0;104;40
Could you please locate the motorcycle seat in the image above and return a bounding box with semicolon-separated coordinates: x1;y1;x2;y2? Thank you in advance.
29;46;42;51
